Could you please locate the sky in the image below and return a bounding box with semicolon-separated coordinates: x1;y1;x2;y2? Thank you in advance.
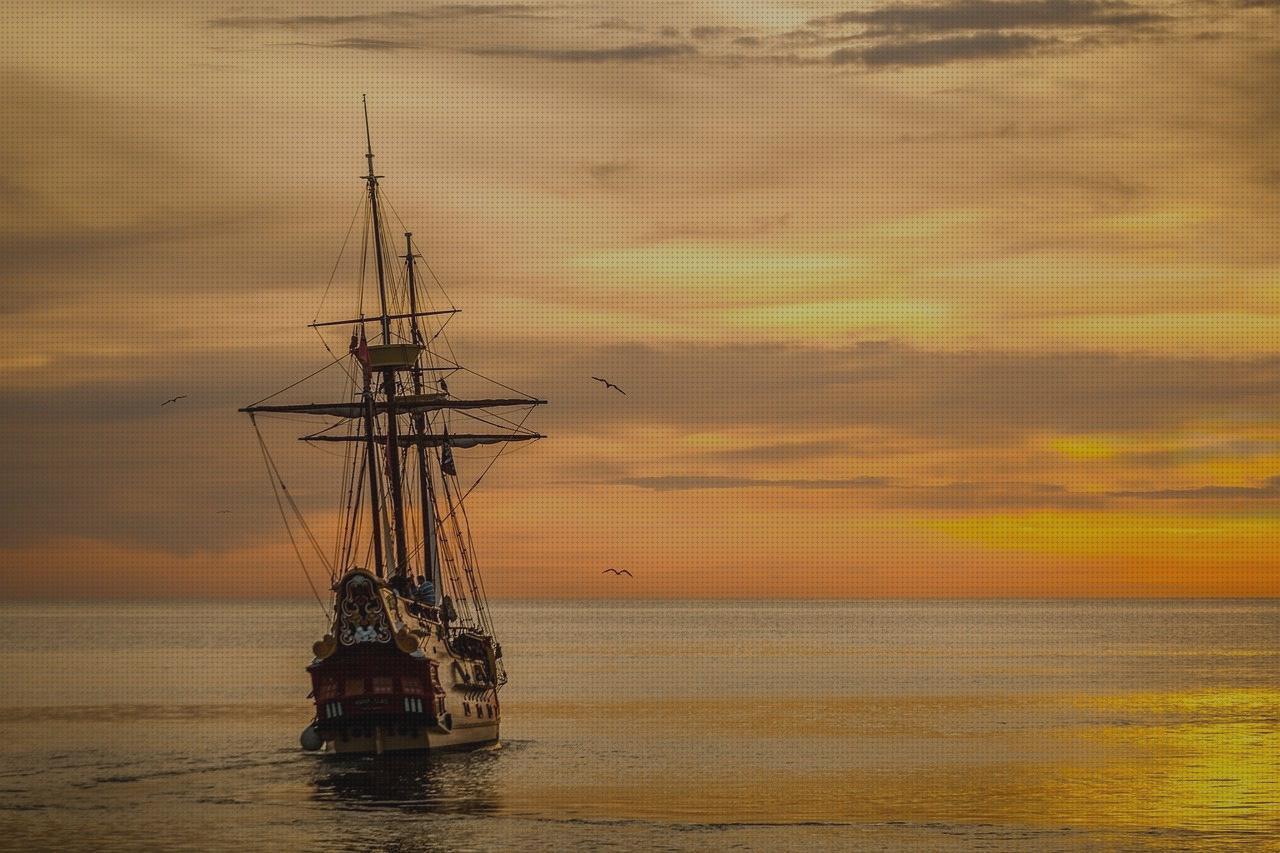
1;0;1279;598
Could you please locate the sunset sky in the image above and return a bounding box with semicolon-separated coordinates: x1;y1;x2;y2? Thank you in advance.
2;0;1279;598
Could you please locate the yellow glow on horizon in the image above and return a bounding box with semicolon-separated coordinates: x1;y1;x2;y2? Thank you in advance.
1044;313;1280;354
1050;435;1132;461
931;511;1280;560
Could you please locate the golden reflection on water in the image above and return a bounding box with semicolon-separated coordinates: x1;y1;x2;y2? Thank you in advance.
1060;690;1280;833
501;690;1280;834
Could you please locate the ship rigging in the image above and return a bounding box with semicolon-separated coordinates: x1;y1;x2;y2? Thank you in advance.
241;98;544;753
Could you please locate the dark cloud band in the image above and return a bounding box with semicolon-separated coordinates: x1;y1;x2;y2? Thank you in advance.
833;32;1054;66
812;0;1165;32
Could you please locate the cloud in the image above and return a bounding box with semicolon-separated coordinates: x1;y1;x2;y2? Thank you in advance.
208;6;537;28
0;71;259;299
0;220;233;282
8;331;1280;552
614;475;892;490
833;33;1054;66
588;160;634;183
314;37;422;51
0;349;331;551
812;0;1166;31
890;482;1106;509
205;1;1178;70
1119;440;1280;468
690;26;746;41
1012;170;1149;198
1109;476;1280;499
891;122;1078;144
530;340;1280;443
467;42;698;62
695;439;854;463
772;28;865;47
594;17;645;32
613;475;1105;508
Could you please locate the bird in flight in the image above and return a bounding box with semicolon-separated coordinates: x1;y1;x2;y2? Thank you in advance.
161;395;188;407
602;568;634;577
591;377;626;396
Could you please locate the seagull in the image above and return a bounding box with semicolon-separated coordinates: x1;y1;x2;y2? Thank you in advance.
602;568;634;577
591;377;626;396
161;395;188;407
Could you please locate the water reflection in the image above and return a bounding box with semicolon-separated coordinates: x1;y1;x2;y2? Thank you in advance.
4;602;1278;850
309;747;505;814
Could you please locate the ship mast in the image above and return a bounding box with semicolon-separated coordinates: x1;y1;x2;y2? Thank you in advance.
404;232;442;603
362;95;411;584
360;371;387;579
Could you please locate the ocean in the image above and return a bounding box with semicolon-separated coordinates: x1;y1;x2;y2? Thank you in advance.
1;600;1277;851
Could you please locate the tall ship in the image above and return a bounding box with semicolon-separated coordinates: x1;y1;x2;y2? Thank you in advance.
241;99;545;754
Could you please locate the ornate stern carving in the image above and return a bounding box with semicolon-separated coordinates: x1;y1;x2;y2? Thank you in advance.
335;572;393;646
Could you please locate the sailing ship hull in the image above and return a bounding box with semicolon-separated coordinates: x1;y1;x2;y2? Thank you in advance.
306;570;503;755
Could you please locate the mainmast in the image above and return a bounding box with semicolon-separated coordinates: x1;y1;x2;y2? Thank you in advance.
403;233;442;603
362;96;411;584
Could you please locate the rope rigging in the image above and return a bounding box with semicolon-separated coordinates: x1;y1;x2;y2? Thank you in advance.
250;414;329;619
313;190;368;325
251;416;334;575
242;158;542;643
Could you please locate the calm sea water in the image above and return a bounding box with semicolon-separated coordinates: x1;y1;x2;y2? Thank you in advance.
0;600;1277;851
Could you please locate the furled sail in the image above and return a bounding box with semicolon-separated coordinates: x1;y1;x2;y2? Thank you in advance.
242;396;545;418
301;432;543;447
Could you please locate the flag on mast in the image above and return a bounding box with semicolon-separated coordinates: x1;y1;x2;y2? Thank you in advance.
441;430;457;476
349;328;372;378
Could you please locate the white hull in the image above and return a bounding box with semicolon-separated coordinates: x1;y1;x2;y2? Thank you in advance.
327;719;499;754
